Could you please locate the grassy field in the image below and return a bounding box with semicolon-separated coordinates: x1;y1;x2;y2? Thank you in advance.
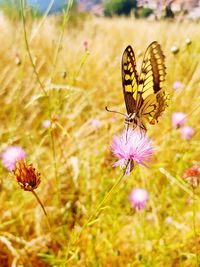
0;6;200;267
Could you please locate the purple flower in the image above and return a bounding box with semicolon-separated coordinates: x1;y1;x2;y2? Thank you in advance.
2;146;26;171
173;81;183;90
110;129;155;175
129;188;149;211
42;120;51;129
91;119;101;129
171;112;187;128
180;126;194;140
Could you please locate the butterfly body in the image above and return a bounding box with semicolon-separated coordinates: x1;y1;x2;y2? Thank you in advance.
122;42;168;131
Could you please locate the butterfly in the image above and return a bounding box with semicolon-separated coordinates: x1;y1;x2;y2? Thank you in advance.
121;41;169;131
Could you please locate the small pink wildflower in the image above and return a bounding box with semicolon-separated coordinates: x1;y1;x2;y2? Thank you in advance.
180;126;194;140
111;116;117;123
171;112;187;128
91;119;101;129
42;120;51;129
111;129;155;175
129;188;149;211
173;81;183;90
165;216;173;224
2;146;26;171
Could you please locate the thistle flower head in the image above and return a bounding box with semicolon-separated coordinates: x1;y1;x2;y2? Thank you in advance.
129;188;149;211
13;160;41;191
171;112;187;129
2;146;26;171
111;129;155;175
180;126;194;140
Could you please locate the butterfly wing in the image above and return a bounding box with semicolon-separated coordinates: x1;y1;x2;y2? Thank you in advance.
121;45;139;116
136;41;168;125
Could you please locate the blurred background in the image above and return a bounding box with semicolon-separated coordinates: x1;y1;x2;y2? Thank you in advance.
0;0;200;20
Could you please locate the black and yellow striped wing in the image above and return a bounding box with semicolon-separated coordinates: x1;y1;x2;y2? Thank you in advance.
121;45;139;115
137;41;168;125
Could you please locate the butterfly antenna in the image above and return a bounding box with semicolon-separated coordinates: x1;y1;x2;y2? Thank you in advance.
105;106;126;117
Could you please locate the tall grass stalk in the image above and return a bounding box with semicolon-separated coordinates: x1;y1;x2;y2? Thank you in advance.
30;0;55;41
20;0;60;203
50;0;74;82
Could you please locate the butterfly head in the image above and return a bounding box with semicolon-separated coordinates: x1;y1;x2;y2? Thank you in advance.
125;113;136;124
125;113;147;131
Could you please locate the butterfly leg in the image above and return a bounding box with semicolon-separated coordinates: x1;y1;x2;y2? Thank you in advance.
125;122;130;143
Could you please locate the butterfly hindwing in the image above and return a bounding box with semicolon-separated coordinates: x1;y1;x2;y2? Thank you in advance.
121;45;139;115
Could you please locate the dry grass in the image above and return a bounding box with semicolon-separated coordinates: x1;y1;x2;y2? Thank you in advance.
0;8;200;266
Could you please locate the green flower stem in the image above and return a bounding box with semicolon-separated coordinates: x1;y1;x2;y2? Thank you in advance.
67;168;127;263
192;188;199;266
31;190;51;231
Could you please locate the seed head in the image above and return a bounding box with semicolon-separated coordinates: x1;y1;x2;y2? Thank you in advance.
183;165;200;188
171;45;179;54
13;160;41;191
185;38;192;46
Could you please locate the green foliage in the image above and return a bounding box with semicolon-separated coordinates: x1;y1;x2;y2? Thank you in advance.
68;11;92;28
103;0;137;16
137;6;153;18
